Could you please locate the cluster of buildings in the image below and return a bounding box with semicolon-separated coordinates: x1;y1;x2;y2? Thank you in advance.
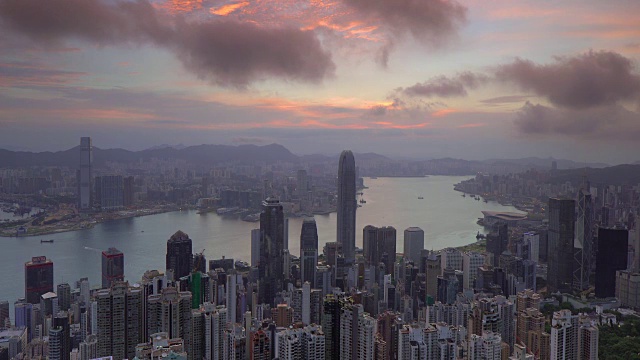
3;149;640;360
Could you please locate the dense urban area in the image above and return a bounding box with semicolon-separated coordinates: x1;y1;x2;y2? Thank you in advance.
1;138;640;360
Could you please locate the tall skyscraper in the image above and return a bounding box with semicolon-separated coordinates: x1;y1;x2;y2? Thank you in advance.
53;311;71;360
403;227;424;265
573;188;594;292
25;256;54;304
337;150;356;265
102;248;124;289
595;227;628;298
56;283;71;311
258;198;286;306
300;217;319;286
166;231;194;280
78;137;92;211
96;281;143;360
363;225;397;276
547;198;575;294
486;223;508;267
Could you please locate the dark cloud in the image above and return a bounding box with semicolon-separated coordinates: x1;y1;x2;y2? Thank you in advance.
174;19;334;87
515;101;640;141
0;0;334;87
496;51;640;109
342;0;466;44
400;72;487;98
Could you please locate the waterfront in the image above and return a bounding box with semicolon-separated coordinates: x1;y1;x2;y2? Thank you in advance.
0;176;519;305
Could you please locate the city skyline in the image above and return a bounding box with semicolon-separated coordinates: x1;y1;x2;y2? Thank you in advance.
1;0;639;163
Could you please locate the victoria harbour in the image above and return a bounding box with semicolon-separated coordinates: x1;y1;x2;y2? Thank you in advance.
0;176;518;304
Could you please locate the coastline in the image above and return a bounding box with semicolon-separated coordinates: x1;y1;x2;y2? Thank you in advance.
0;207;180;238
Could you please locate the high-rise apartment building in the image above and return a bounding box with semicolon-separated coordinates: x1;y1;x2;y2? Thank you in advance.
102;248;124;289
550;310;578;360
363;225;397;276
547;198;575;293
258;198;286;306
146;287;192;356
276;325;325;360
300;217;319;286
78;137;92;211
95;281;143;360
573;188;594;292
202;304;226;360
337;150;356;265
166;231;194;281
339;303;376;360
322;294;348;360
25;256;54;304
595;227;628;298
403;227;424;265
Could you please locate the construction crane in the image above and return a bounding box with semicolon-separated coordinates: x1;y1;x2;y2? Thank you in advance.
193;249;205;273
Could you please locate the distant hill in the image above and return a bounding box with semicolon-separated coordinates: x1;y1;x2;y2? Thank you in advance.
548;164;640;185
0;143;299;168
481;157;609;169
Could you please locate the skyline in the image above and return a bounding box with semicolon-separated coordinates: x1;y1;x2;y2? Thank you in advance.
1;0;640;163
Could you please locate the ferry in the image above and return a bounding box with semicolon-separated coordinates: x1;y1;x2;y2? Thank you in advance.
40;239;54;243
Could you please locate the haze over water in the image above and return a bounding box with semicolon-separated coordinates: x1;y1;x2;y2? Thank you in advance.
0;176;519;305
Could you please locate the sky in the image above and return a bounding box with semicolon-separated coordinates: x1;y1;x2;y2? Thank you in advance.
1;0;640;163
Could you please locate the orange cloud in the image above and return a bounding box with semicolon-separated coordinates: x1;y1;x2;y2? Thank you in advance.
210;2;250;16
431;108;459;117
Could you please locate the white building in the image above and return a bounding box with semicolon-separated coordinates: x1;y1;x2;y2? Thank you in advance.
441;248;463;271
550;310;578;360
462;252;485;290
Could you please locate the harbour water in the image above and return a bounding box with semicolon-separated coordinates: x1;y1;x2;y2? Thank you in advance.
0;176;519;305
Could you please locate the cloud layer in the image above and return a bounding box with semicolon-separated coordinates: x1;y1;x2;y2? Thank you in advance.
401;72;487;97
0;0;334;87
342;0;466;43
495;51;640;109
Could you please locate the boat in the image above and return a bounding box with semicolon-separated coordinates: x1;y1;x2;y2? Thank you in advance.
462;194;466;197
418;196;424;199
40;239;54;243
359;199;366;204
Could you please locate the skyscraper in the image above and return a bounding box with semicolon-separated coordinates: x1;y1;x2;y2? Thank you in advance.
258;198;286;306
595;227;628;298
78;137;92;211
550;310;578;360
363;225;397;276
102;248;124;289
573;188;593;292
547;198;575;294
300;217;319;286
166;231;193;280
403;227;424;265
56;283;71;311
25;256;54;304
337;150;356;265
96;175;124;210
